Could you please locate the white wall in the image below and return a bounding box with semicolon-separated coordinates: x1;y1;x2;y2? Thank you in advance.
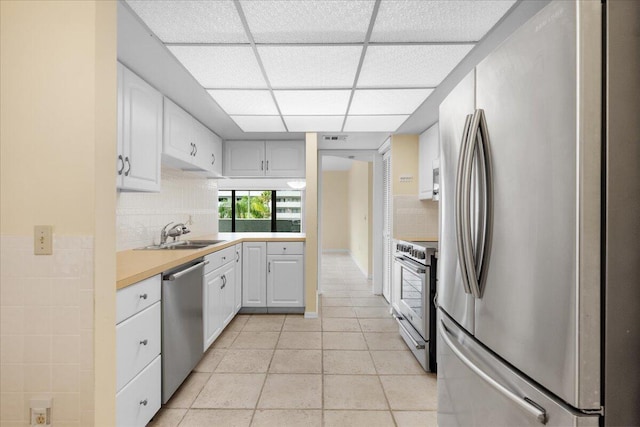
116;167;219;250
348;161;373;277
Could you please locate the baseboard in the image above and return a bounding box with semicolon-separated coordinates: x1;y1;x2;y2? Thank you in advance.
304;312;318;319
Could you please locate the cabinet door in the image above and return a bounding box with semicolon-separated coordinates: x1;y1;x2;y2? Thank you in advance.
419;123;439;200
121;66;162;192
242;242;267;307
163;97;196;166
224;141;266;177
265;141;305;177
234;244;242;313
116;63;124;188
220;263;236;327
203;270;223;350
267;255;304;308
195;123;223;176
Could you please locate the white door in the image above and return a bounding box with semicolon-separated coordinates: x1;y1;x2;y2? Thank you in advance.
267;255;304;308
382;151;392;302
242;242;267;307
234;244;242;313
224;141;265;176
265;141;305;177
121;66;162;192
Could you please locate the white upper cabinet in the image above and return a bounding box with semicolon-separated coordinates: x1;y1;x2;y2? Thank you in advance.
419;123;439;200
224;140;305;178
163;97;223;177
117;63;162;192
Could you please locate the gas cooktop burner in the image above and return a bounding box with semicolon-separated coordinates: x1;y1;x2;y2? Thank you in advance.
395;240;437;265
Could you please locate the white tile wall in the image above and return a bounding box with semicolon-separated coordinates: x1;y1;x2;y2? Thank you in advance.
393;195;439;240
0;235;94;427
116;166;219;250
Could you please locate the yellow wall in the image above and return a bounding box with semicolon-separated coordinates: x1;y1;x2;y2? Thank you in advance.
391;134;419;196
0;1;117;425
321;171;349;250
348;161;373;277
304;133;318;315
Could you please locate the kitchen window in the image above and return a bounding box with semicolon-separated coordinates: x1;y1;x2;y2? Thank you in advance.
218;190;302;232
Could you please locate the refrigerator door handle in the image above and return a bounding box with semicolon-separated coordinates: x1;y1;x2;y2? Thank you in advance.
439;319;548;424
455;114;474;294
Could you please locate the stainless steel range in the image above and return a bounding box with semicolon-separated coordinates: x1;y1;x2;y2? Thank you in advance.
392;240;437;372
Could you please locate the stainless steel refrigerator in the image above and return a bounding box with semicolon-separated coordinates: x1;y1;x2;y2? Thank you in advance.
437;1;640;426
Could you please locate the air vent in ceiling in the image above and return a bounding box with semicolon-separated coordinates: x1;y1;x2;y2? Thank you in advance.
322;135;349;142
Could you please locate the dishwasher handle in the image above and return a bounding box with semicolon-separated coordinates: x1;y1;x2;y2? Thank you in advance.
164;260;209;281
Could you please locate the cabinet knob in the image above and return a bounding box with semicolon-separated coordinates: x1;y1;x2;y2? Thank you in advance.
139;293;148;300
139;339;148;346
139;399;148;406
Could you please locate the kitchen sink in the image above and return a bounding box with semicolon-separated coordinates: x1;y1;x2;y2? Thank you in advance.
136;240;227;250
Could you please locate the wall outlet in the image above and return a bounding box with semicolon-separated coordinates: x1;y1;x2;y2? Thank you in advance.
34;225;53;255
29;398;51;426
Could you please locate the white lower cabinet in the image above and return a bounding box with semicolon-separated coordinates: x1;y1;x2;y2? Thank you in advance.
267;255;304;307
242;242;267;307
116;275;161;427
234;243;243;313
204;251;236;350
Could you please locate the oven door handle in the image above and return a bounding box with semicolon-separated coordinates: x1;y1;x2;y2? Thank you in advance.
394;257;426;275
393;312;426;350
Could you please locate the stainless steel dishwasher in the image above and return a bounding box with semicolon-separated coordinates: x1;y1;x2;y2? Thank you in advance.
161;259;206;403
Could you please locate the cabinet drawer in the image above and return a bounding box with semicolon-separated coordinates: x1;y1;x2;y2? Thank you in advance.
205;246;236;273
116;275;161;324
267;242;303;255
116;355;161;427
116;302;161;392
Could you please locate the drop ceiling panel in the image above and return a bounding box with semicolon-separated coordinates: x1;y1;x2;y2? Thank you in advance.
231;116;286;132
241;0;374;43
284;116;344;132
344;115;410;132
208;90;278;115
358;44;474;88
258;46;362;89
126;0;248;43
168;46;267;88
349;89;434;115
275;90;351;115
371;0;517;42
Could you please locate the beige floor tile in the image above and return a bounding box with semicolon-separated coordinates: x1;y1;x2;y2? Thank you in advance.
194;349;226;372
178;409;253;427
215;350;274;373
320;290;351;298
370;351;426;375
359;318;398;333
251;409;322;427
322;318;361;332
322;332;368;350
321;297;353;307
226;315;251;332
147;408;186;427
212;330;239;349
323;410;395;427
282;316;322;332
243;315;285;332
323;350;376;374
393;410;438;427
276;332;321;349
257;374;322;409
165;372;211;409
364;332;409;350
323;375;388;410
321;306;357;318
192;373;266;409
380;375;437;410
270;350;322;374
348;290;376;298
354;307;392;318
350;297;389;307
231;332;280;349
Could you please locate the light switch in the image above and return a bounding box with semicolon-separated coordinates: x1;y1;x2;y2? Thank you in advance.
34;225;53;255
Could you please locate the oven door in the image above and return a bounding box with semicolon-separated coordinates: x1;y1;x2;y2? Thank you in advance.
393;256;428;339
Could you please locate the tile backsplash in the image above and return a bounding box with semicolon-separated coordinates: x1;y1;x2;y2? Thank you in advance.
393;195;439;240
116;167;219;250
0;235;94;427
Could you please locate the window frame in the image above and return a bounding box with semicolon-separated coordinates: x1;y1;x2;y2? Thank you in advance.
220;190;301;233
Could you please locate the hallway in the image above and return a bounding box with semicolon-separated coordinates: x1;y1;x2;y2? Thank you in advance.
148;252;437;427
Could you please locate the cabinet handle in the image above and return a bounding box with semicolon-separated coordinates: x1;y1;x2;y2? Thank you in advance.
139;293;148;300
266;160;269;171
211;153;215;165
190;143;194;156
236;252;240;262
124;156;131;176
117;155;124;175
194;144;197;156
268;262;271;273
261;160;264;171
139;339;148;346
139;399;148;406
221;275;226;289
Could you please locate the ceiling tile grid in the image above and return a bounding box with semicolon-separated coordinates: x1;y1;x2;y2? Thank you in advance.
127;0;516;133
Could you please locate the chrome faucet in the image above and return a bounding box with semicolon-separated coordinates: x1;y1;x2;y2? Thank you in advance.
160;222;191;245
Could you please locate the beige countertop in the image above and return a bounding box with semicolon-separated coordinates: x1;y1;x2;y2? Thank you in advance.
117;232;306;290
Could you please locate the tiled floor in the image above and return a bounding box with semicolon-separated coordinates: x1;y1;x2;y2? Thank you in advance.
148;252;438;427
